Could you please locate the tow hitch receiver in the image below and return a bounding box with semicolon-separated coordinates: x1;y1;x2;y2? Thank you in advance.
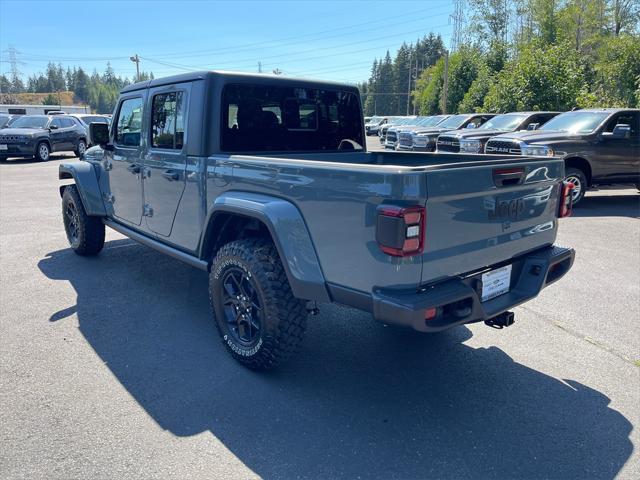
485;311;515;329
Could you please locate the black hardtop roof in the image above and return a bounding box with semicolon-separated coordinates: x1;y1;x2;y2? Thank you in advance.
121;70;361;94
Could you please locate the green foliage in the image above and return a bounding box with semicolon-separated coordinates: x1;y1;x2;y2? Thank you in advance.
41;93;59;105
577;34;640;107
410;0;638;115
483;42;586;111
362;34;445;115
19;62;152;113
415;58;445;115
459;66;494;112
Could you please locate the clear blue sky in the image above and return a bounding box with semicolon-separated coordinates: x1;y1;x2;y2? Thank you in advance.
0;0;455;84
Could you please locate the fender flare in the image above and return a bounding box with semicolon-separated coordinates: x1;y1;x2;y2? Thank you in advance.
58;162;106;216
203;192;330;303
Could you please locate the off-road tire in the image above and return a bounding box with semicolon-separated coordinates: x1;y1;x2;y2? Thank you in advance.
74;139;87;158
564;167;587;205
209;238;307;370
35;141;50;162
62;185;105;256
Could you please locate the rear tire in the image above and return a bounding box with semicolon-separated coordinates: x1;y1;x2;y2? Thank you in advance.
564;167;587;205
62;185;105;256
74;139;87;158
35;141;50;162
209;238;307;370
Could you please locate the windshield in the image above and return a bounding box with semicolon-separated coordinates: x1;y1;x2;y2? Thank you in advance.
479;114;527;131
8;116;49;129
367;116;382;124
437;114;470;129
422;115;448;127
540;111;609;134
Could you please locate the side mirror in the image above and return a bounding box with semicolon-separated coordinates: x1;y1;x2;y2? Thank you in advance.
49;124;58;130
527;123;540;131
604;124;631;139
90;122;110;147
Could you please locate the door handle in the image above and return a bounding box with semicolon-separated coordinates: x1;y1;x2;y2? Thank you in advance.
127;163;141;174
162;169;180;181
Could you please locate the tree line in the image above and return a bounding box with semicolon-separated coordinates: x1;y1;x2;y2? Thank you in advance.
0;62;154;113
363;0;639;116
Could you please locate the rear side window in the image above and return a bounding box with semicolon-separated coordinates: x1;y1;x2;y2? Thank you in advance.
151;91;186;149
115;97;143;147
221;83;363;153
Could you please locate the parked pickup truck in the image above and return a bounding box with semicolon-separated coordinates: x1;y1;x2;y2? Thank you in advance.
409;113;496;151
59;71;575;370
485;108;640;204
436;111;559;154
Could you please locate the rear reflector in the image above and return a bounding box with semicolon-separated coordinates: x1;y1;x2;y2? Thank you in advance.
559;181;574;218
425;307;437;320
376;205;426;257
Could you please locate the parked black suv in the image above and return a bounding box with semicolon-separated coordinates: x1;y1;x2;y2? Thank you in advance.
485;109;640;203
436;111;559;153
0;114;88;162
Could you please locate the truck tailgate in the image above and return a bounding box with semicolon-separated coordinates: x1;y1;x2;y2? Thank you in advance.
421;158;564;285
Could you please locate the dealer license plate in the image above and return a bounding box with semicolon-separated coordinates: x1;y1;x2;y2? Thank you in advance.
481;265;512;302
0;144;7;151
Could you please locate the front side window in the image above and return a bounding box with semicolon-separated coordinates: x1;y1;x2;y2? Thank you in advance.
61;117;75;128
115;97;143;147
221;84;363;153
151;91;185;149
51;117;64;128
604;112;639;138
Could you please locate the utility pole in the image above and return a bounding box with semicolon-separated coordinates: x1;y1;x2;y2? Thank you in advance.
258;61;262;73
406;54;412;115
441;51;449;114
130;54;140;82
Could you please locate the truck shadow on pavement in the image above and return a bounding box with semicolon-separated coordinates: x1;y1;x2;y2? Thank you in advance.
574;193;640;218
38;240;633;479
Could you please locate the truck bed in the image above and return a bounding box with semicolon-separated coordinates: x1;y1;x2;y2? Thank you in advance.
216;150;564;292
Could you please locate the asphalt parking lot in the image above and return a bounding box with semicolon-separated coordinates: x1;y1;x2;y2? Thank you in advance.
1;151;639;479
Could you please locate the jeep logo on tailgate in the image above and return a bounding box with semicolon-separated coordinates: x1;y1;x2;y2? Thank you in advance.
489;198;525;220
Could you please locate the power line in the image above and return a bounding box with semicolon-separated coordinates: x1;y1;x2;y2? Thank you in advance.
140;3;453;60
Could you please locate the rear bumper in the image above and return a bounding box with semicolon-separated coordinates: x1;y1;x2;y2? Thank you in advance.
370;245;574;332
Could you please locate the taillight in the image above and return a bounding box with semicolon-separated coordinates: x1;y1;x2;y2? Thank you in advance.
559;181;574;218
376;205;425;257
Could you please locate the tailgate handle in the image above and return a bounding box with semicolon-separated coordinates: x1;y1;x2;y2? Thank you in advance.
493;167;525;187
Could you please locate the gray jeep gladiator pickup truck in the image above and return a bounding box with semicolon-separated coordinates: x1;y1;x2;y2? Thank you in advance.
59;71;575;370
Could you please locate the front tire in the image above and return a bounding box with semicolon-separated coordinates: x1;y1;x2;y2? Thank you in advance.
62;185;105;256
564;167;587;205
35;141;50;162
209;239;307;370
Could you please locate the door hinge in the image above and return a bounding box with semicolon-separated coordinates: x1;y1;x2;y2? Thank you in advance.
143;204;154;217
103;160;113;171
103;193;115;204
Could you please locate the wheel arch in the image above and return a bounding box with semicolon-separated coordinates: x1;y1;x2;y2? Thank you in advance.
58;163;106;216
564;157;592;186
200;192;330;302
